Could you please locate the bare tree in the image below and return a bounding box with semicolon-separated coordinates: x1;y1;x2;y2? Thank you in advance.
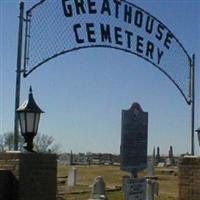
0;132;60;153
4;132;14;151
0;132;24;151
0;134;5;152
34;133;60;153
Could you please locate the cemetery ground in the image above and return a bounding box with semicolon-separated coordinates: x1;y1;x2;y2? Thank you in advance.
57;165;178;200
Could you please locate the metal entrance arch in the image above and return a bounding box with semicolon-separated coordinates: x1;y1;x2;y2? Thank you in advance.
14;0;195;154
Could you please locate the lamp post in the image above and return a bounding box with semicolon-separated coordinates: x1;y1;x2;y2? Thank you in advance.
196;127;200;147
17;87;44;152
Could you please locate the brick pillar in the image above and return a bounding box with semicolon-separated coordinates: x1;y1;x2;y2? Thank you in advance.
0;152;57;200
0;170;17;200
178;156;200;200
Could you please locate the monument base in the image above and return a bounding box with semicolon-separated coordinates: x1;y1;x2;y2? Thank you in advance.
178;156;200;200
0;152;57;200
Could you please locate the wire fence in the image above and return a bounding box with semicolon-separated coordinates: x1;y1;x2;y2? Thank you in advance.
23;0;191;104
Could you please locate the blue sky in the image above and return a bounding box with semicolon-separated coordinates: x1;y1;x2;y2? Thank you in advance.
0;0;200;155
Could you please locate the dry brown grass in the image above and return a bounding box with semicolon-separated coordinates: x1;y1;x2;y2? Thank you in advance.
57;165;178;200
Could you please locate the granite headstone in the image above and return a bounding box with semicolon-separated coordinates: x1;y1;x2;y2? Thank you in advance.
146;179;159;200
89;176;107;200
120;103;148;173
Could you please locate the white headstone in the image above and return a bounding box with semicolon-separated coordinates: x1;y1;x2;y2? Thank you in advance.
147;159;155;177
67;167;77;187
157;162;165;168
165;158;171;166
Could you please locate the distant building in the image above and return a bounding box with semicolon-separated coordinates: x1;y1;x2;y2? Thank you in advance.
57;152;127;166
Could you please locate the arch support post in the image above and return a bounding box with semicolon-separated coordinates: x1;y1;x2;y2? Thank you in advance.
14;1;24;150
191;54;195;155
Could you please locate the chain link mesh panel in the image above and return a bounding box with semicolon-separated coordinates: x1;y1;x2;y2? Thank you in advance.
23;0;191;104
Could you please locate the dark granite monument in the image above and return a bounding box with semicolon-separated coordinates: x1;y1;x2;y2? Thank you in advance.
155;147;161;165
120;103;148;173
168;146;175;166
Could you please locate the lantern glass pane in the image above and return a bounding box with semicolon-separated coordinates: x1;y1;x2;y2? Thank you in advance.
26;112;35;133
34;113;40;133
19;113;26;134
198;132;200;146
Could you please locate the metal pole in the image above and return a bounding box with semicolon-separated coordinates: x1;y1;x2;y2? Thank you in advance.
14;1;24;150
191;54;195;155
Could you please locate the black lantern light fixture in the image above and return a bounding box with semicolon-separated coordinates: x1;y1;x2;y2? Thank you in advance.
17;86;44;152
196;127;200;147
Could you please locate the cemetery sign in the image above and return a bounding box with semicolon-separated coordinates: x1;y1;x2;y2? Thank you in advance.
23;0;191;104
14;0;196;154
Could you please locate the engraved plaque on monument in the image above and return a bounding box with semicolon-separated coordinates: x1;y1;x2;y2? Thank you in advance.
123;176;146;200
120;103;148;172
